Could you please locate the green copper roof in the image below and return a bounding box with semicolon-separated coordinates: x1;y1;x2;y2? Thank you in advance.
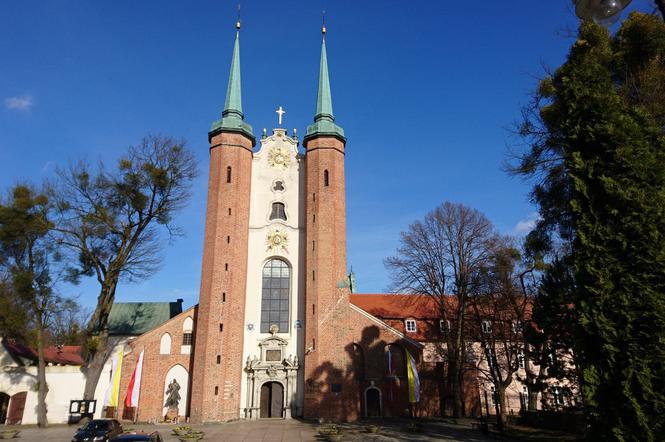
210;30;255;144
224;31;243;114
316;39;333;118
305;37;345;142
107;301;183;336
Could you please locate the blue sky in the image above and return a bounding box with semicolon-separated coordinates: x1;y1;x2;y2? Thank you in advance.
1;1;657;310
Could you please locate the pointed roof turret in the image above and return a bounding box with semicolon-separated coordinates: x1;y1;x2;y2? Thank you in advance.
209;20;255;144
304;23;345;143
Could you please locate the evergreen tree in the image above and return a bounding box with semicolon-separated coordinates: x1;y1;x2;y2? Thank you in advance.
0;185;56;427
512;13;665;440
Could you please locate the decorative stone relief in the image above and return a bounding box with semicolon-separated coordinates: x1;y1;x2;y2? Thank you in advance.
266;228;288;253
267;145;291;169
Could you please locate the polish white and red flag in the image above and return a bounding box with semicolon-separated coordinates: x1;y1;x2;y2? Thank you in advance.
124;350;144;408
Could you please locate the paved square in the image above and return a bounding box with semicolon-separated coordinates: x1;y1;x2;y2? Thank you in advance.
2;419;503;441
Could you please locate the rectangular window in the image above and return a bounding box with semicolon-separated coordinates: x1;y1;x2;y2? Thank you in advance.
405;319;417;333
518;349;526;369
553;386;563;406
481;320;492;334
512;320;523;333
439;319;450;332
182;332;193;345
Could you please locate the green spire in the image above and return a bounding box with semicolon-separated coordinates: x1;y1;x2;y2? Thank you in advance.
224;31;243;115
210;26;255;144
305;28;345;143
315;38;333;118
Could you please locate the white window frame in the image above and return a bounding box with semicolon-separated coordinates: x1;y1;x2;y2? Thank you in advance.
552;386;564;406
518;349;526;369
481;320;492;334
405;319;417;333
439;319;450;332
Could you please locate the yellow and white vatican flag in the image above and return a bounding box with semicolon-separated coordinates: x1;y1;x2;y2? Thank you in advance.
406;351;421;403
103;350;124;408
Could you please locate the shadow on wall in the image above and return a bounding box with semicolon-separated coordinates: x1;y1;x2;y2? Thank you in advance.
306;325;430;422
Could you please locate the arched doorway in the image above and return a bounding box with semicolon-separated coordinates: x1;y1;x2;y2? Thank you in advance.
365;387;382;418
260;382;284;418
163;364;189;419
0;392;9;424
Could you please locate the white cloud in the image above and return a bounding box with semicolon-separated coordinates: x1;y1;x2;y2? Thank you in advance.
513;212;541;235
4;95;33;111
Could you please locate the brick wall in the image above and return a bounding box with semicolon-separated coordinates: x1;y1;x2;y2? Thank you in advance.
117;307;197;422
189;131;254;422
303;135;349;421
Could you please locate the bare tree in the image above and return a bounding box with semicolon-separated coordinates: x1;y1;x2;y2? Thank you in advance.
385;202;497;417
50;135;198;400
468;241;531;428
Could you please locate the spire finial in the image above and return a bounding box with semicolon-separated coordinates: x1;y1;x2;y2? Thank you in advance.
321;10;326;37
236;3;241;30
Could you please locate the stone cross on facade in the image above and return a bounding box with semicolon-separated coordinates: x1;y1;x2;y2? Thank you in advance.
275;106;285;126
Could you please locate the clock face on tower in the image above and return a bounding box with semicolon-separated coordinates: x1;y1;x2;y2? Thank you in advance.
267;145;290;169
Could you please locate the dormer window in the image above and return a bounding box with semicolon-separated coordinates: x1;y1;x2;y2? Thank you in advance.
439;319;451;332
481;320;492;334
269;202;287;221
405;319;417;333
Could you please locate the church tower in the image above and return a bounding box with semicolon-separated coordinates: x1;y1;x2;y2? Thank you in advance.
302;24;351;420
190;20;256;423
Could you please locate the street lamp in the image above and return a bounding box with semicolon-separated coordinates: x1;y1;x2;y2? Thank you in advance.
574;0;665;23
574;0;633;25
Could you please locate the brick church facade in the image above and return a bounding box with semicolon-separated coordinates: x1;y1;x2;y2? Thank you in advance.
107;22;562;425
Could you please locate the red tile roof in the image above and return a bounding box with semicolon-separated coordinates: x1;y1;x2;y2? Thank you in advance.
350;293;451;319
2;338;84;365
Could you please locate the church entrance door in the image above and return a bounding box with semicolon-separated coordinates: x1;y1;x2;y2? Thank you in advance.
365;388;382;418
260;382;283;418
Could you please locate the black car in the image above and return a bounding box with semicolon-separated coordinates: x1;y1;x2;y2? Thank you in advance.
110;432;163;442
72;419;124;442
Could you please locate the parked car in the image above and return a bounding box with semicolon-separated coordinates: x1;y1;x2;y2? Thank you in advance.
110;432;163;442
71;419;123;442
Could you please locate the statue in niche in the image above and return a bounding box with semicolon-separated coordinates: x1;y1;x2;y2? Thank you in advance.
164;379;181;420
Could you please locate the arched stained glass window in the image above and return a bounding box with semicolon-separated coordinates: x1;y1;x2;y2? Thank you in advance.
261;259;290;333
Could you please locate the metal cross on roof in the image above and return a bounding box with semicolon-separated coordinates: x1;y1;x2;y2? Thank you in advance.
276;106;286;126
